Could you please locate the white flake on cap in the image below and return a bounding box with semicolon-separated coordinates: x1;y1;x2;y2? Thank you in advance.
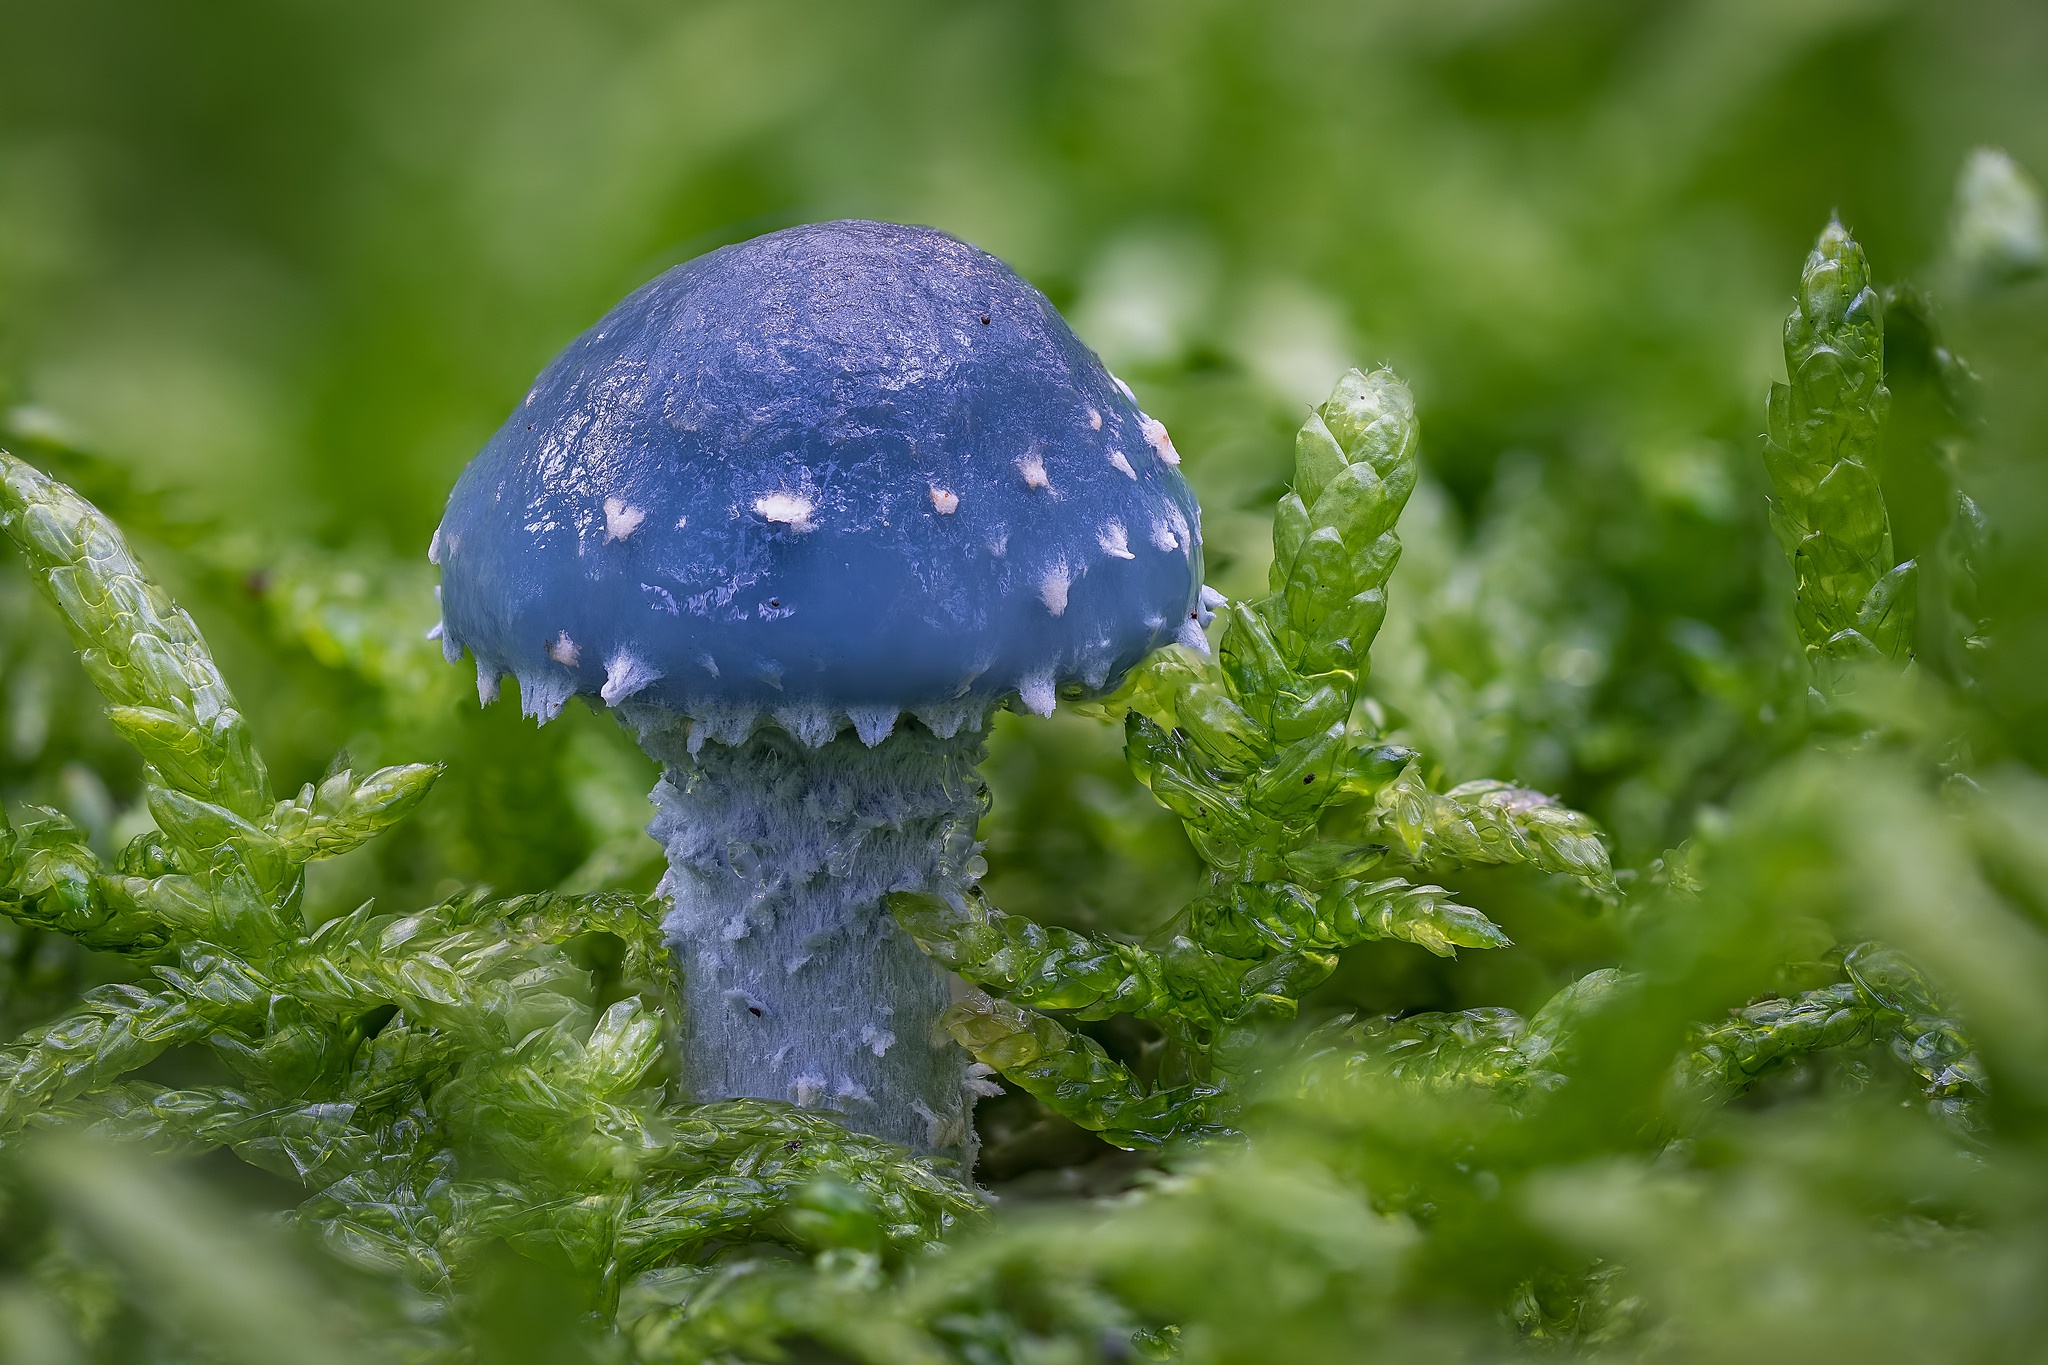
1039;561;1072;616
754;492;816;531
1087;407;1103;430
912;698;985;738
1016;450;1051;490
679;700;756;753
521;671;573;723
428;526;443;565
548;631;581;667
601;650;660;705
1177;614;1212;655
1198;584;1226;626
1107;449;1137;480
849;705;899;747
604;496;647;542
1151;518;1180;553
1140;415;1180;465
476;664;502;706
929;486;959;514
772;703;837;748
1018;673;1056;717
1098;522;1136;559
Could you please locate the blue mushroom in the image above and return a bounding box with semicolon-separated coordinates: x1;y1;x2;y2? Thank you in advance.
434;220;1209;1164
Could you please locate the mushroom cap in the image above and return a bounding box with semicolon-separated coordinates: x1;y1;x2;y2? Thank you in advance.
435;220;1203;730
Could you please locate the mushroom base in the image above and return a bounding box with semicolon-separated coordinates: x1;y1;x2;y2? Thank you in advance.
626;709;991;1168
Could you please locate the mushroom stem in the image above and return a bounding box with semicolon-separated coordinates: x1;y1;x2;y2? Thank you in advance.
623;710;988;1166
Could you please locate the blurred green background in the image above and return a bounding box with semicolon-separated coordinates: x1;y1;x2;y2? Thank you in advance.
0;0;2041;990
2;5;2048;1360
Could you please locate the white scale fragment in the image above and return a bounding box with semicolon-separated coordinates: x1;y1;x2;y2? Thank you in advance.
1039;561;1072;616
1107;449;1137;480
912;697;985;739
772;703;839;748
604;496;646;542
910;1098;945;1149
1018;672;1056;717
754;491;816;531
1140;415;1181;465
601;650;660;705
548;631;581;667
929;485;959;514
1098;522;1135;559
1152;518;1180;552
849;705;900;748
1016;449;1051;490
521;671;573;723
